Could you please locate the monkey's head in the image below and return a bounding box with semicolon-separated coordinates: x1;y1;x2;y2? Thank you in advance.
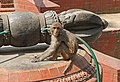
50;22;63;37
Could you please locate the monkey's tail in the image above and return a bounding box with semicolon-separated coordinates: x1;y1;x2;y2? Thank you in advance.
76;37;101;82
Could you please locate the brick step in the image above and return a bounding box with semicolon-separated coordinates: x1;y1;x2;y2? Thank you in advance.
1;0;13;4
0;45;98;82
0;8;15;12
1;3;14;8
0;2;1;6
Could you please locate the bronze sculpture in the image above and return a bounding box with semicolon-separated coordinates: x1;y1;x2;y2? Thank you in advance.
0;9;108;47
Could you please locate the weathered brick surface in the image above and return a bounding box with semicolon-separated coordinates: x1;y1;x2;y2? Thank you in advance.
15;0;41;13
1;0;14;8
0;68;8;82
41;0;120;13
91;49;120;82
0;0;15;13
0;45;119;82
0;53;98;82
80;44;120;82
89;30;120;59
17;70;30;82
101;64;118;82
1;0;120;13
5;0;119;13
118;70;120;82
0;49;119;82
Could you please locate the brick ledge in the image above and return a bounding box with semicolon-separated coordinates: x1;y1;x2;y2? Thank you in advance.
81;45;120;70
0;51;98;82
0;8;15;12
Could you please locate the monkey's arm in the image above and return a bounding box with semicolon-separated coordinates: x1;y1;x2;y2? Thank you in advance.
42;41;60;57
33;37;61;62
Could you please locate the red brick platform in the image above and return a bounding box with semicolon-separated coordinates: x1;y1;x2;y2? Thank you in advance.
82;45;120;82
0;45;99;82
0;61;97;82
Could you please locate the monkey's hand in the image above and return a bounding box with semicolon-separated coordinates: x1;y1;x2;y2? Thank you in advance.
31;55;44;63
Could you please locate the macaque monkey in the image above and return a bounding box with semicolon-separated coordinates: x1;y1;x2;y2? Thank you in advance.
32;22;78;65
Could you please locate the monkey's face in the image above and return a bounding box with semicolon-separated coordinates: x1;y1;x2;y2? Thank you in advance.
51;26;61;37
51;22;63;37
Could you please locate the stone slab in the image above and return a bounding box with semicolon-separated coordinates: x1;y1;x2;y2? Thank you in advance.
0;43;60;70
0;43;99;82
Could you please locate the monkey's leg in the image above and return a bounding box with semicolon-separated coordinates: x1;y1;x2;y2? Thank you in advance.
31;54;44;62
47;54;58;61
63;53;75;74
31;55;41;63
31;50;55;62
63;59;72;74
35;43;60;61
31;54;53;62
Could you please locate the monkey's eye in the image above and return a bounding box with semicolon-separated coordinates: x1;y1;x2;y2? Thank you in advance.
53;27;60;29
57;27;60;29
53;27;56;29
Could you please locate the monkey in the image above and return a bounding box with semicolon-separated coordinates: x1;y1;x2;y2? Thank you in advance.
31;22;79;73
31;22;78;65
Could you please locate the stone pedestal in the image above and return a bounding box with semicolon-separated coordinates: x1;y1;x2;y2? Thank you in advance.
0;44;101;82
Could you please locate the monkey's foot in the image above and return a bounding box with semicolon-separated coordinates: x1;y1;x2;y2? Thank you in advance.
31;58;40;63
46;56;57;61
31;55;43;63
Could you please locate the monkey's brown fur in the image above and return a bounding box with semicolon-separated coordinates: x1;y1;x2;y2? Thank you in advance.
32;22;78;62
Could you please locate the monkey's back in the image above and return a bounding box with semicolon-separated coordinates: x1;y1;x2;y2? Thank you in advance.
62;29;78;54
